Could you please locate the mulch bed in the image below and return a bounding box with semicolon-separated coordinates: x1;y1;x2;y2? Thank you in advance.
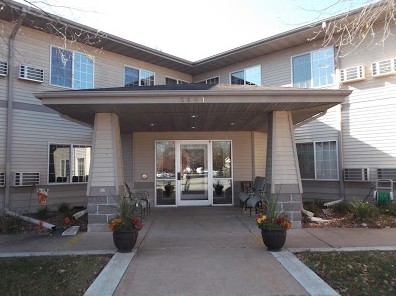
1;209;88;235
303;213;396;228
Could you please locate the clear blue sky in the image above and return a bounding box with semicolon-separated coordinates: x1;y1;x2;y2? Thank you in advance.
17;0;370;61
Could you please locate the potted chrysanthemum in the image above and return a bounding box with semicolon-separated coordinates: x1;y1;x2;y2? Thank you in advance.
256;193;291;251
108;195;143;252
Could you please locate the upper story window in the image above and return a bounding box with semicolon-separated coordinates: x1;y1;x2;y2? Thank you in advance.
296;140;339;180
124;66;155;87
230;65;261;86
50;47;94;89
292;47;335;88
165;77;189;85
196;77;220;84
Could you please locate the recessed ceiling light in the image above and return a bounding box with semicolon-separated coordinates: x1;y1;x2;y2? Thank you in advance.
190;115;197;118
230;122;235;126
150;123;154;127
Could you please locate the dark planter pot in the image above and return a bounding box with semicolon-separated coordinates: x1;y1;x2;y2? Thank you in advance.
113;230;138;253
261;229;287;251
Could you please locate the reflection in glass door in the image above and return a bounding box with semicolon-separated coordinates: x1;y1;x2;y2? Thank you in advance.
178;142;209;206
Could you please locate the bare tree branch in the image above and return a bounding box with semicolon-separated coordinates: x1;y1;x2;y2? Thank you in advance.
308;0;396;56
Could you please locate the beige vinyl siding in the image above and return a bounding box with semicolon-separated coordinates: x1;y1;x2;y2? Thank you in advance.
133;131;258;183
338;23;396;169
0;108;6;170
192;40;326;87
10;109;91;184
9;23;191;106
8;184;87;212
342;83;396;168
89;114;117;187
294;105;340;143
272;112;300;185
121;134;133;182
301;180;340;201
253;131;267;177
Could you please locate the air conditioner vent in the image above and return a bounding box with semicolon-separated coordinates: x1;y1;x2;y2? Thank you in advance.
377;168;396;181
0;61;8;76
371;58;396;77
13;172;40;187
340;65;365;83
344;168;369;182
0;172;4;187
19;65;44;82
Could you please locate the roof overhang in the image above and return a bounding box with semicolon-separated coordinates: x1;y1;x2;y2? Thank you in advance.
36;85;352;133
1;0;385;75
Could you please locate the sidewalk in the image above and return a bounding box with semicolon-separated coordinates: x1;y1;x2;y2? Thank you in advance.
1;207;396;296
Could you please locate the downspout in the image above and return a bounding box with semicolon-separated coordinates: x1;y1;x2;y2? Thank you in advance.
335;50;346;200
4;10;26;211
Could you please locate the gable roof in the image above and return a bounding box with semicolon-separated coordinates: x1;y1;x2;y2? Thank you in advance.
1;0;380;75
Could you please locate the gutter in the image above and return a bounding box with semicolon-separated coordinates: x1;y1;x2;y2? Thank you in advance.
4;10;26;211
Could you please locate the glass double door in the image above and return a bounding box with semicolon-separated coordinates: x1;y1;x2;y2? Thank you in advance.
155;140;233;206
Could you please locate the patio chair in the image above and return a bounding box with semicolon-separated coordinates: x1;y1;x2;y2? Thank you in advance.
239;176;266;215
124;183;150;220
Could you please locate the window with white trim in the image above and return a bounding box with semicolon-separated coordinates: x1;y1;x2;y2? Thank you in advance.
231;65;261;85
124;66;154;87
50;47;94;89
49;144;91;183
292;47;335;88
165;77;189;85
196;77;219;84
296;141;338;180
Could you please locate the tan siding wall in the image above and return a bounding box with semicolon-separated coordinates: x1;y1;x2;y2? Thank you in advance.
121;134;133;182
10;24;191;106
294;105;340;143
192;40;325;86
133;132;255;183
90;114;117;187
11;109;91;184
272;112;299;185
8;184;87;212
0;108;6;170
0;20;193;209
253;132;267;177
341;83;396;167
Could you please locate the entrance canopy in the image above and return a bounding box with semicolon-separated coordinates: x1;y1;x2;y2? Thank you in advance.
36;84;351;133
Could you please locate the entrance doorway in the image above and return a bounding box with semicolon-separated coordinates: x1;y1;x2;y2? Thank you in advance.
155;140;233;206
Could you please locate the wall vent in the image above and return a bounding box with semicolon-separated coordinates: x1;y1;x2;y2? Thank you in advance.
0;61;8;76
377;168;396;181
340;65;365;83
19;65;44;82
13;172;40;187
343;168;369;182
371;58;396;77
0;172;5;187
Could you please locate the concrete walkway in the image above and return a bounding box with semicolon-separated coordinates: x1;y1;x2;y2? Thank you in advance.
1;207;396;296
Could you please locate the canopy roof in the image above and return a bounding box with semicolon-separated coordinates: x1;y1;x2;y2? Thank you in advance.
37;84;351;133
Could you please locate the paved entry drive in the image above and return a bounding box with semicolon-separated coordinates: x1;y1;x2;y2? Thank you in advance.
113;207;308;296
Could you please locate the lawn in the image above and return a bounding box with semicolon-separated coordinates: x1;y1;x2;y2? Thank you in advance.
296;251;396;296
0;255;111;296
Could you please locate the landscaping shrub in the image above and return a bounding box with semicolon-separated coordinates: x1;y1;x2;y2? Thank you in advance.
0;216;23;234
379;202;396;216
351;200;380;222
303;200;325;216
57;202;72;218
36;206;49;220
331;201;352;215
